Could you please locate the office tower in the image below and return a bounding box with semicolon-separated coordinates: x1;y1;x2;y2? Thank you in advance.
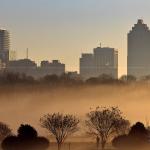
80;47;118;79
80;53;94;79
128;19;150;78
0;29;9;65
40;60;65;76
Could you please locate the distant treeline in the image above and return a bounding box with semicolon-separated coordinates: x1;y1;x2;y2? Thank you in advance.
0;72;150;86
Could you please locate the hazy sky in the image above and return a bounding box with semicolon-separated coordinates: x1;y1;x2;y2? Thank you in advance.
1;0;150;76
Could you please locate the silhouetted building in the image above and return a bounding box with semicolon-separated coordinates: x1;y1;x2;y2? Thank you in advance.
128;19;150;78
5;59;65;78
39;60;65;76
0;60;4;69
6;59;37;76
80;53;94;79
0;29;9;65
80;47;118;79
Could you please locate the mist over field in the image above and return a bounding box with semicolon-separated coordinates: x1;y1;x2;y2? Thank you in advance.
0;83;149;137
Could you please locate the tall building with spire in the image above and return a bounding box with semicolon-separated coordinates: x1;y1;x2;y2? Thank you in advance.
127;19;150;78
0;29;9;66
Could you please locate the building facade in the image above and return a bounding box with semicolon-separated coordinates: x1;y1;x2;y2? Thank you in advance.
128;19;150;78
39;60;65;77
80;47;118;79
6;59;65;78
80;53;94;79
0;29;9;65
7;59;37;76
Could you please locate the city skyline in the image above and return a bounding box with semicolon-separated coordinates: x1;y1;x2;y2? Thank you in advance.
2;19;150;78
1;0;150;76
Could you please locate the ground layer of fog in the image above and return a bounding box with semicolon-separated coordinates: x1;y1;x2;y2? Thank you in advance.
0;84;149;137
0;143;111;150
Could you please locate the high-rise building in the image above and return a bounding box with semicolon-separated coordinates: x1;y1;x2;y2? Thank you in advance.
127;19;150;78
80;53;94;79
0;29;9;65
80;47;118;79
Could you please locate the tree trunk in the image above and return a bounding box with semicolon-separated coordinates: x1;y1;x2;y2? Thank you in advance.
58;143;62;150
68;143;71;150
101;141;106;150
96;136;100;150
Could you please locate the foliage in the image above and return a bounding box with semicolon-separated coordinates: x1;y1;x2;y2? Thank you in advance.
85;107;130;149
40;113;79;150
0;72;35;84
112;122;149;149
0;72;149;86
17;124;38;139
0;122;12;141
119;75;136;82
1;124;49;150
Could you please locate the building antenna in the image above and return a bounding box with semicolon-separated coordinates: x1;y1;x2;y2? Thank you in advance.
26;48;29;59
100;42;102;47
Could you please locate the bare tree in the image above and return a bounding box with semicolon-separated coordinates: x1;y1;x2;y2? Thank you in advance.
0;122;12;141
86;127;100;150
114;118;130;135
85;107;130;150
40;113;79;150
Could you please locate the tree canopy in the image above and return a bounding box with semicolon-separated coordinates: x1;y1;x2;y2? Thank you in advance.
40;113;79;150
86;107;130;149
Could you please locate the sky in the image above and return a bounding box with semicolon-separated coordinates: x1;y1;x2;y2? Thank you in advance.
1;0;150;76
